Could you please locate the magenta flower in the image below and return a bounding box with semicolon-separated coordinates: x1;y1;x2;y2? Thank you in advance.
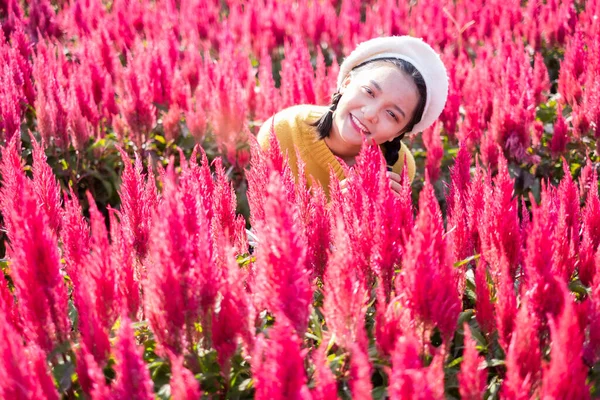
458;325;486;400
474;259;495;337
447;144;473;264
310;345;337;400
212;243;254;373
579;164;600;285
169;352;201;400
253;171;311;336
75;342;111;399
116;146;156;261
551;160;580;282
494;254;518;352
0;305;59;400
0;153;69;353
396;174;461;342
252;319;311;400
112;316;155;400
30;135;63;235
145;157;217;355
422;122;443;182
541;283;590;399
479;153;522;277
549;104;569;155
349;329;373;400
388;334;436;400
502;297;541;399
212;157;248;253
60;188;90;285
323;217;369;349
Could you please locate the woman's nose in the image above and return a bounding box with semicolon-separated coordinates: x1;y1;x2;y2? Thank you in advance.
362;105;378;123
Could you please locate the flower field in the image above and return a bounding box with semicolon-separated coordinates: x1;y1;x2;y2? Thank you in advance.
0;0;599;399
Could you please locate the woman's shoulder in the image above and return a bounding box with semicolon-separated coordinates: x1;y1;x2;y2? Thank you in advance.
270;104;328;125
391;142;416;183
257;105;328;147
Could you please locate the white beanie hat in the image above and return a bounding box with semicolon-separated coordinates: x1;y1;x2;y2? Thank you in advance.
337;36;449;135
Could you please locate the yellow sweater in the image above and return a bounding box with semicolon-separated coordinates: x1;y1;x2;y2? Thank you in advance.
256;105;416;195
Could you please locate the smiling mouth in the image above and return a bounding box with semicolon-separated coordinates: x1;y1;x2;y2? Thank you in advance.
350;114;370;135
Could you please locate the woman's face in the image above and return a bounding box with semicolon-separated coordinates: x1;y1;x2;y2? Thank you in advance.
331;64;420;155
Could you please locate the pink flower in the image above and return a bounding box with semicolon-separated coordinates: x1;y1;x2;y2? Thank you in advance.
253;171;311;336
310;345;337;400
212;157;248;253
541;283;590;400
30;134;62;235
145;152;217;355
458;325;486;400
0;304;59;400
479;153;522;277
323;216;369;349
422;122;443;182
396;174;461;342
252;319;311;400
502;297;541;399
33;41;70;149
494;254;518;352
474;259;495;337
116;146;156;261
388;334;436;400
112;316;155;400
60;188;90;284
212;243;254;373
75;342;111;399
549;104;569;155
579;165;600;285
551;160;580;282
293;153;331;278
349;329;373;400
447;144;473;263
0;165;69;353
168;352;201;400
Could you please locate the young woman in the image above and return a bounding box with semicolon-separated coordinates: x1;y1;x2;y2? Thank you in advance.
257;36;449;197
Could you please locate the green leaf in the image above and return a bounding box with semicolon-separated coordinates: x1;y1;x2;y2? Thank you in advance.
53;358;76;392
454;254;480;268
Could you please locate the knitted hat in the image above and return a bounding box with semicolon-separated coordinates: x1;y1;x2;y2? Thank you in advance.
337;36;449;135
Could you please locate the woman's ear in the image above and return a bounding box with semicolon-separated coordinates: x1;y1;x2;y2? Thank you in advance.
339;74;352;93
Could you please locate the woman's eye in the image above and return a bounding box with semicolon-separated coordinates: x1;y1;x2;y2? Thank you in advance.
363;87;374;96
388;111;398;121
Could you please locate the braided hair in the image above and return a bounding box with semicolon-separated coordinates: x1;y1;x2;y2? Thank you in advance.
309;58;426;167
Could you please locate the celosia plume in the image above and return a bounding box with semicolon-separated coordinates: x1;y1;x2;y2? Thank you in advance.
323;216;369;349
502;297;541;399
458;325;486;400
310;345;337;400
169;352;202;400
541;283;590;399
447;144;473;263
212;242;254;373
0;150;69;353
388;334;436;400
474;259;495;336
0;304;59;400
145;157;216;356
112;316;155;400
252;319;311;400
396;174;461;342
253;171;311;336
116;146;156;261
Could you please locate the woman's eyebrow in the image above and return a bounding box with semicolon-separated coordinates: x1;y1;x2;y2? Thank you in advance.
370;79;406;118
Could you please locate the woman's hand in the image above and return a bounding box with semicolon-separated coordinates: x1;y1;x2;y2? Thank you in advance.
387;171;403;196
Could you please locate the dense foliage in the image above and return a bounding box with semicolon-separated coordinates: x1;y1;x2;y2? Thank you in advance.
0;0;599;399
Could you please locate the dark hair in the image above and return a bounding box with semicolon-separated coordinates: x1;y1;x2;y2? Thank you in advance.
310;58;427;166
